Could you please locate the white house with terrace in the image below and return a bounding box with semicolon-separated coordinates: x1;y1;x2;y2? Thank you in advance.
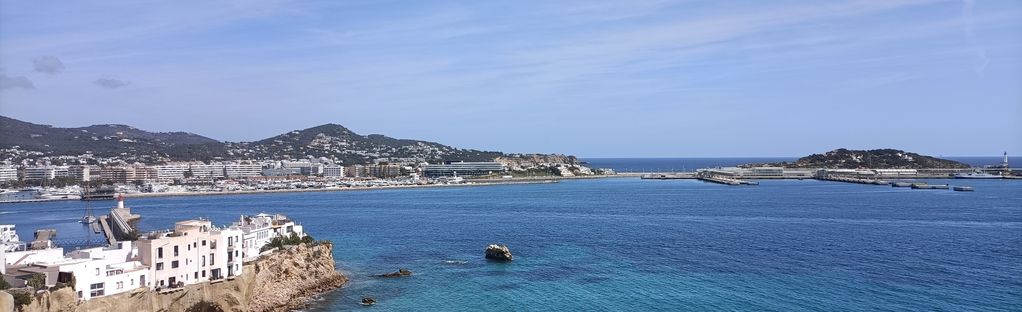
233;213;304;262
1;209;308;301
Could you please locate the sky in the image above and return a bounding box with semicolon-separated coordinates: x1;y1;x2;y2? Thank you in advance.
1;0;1020;157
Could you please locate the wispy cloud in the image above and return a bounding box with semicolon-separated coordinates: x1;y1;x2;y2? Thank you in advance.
0;73;35;90
961;0;990;76
32;56;65;74
94;75;129;89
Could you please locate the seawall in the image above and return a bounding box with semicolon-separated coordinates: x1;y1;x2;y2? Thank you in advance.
8;243;346;312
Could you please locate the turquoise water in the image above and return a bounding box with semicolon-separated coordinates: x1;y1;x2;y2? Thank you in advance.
2;178;1021;311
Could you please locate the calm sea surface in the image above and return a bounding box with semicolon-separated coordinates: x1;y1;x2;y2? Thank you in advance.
2;173;1021;311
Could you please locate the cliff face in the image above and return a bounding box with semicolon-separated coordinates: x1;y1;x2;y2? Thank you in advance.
12;243;345;312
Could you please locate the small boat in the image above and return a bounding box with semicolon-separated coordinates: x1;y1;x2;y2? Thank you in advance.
891;182;913;187
911;183;949;190
953;171;1002;179
952;186;974;192
80;215;97;224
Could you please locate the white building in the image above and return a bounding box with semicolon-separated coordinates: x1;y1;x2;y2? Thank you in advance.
155;164;190;181
23;167;56;181
189;164;226;179
53;166;70;179
233;213;304;262
224;164;262;178
136;219;239;288
68;165;93;182
53;242;148;300
0;167;16;182
323;165;344;178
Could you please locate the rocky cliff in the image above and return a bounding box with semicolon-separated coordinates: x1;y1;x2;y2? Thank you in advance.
8;243;345;312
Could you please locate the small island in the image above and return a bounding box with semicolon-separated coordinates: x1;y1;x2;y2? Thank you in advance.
743;148;970;169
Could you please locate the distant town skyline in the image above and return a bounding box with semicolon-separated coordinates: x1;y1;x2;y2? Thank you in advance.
1;0;1020;157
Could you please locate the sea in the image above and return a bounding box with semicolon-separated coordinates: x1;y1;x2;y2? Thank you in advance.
1;159;1021;311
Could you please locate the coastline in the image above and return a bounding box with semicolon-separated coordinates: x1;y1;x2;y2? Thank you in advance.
126;179;563;199
1;177;595;204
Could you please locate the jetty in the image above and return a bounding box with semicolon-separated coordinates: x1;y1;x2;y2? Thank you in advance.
817;175;889;185
640;172;695;179
696;174;758;186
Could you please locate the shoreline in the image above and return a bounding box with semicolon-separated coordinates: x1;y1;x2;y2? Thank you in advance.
0;178;581;204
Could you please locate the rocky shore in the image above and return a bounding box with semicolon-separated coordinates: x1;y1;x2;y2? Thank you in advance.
6;243;346;312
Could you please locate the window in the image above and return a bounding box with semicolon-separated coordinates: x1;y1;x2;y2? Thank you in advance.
171;261;179;269
210;253;215;266
202;240;206;246
188;244;191;251
202;270;206;278
157;247;163;259
89;282;105;297
116;281;123;290
156;263;164;270
95;268;100;276
202;256;206;266
194;272;198;279
174;246;179;257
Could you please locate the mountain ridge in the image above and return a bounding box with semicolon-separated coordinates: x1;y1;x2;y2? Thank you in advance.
0;116;508;165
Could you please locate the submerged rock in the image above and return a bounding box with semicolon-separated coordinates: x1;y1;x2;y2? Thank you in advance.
375;268;413;278
485;244;513;261
361;296;376;306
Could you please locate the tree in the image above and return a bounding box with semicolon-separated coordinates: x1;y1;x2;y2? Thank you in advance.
26;273;46;289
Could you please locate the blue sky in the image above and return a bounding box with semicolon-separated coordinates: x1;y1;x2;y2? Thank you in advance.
1;0;1020;157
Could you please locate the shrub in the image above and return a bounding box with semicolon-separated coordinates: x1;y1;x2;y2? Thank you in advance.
26;273;46;289
9;289;32;307
259;233;316;252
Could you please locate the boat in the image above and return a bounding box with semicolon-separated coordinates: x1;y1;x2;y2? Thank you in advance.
911;183;949;190
81;185;117;201
891;182;913;187
1;224;21;252
953;186;974;192
35;191;82;200
953;171;1002;179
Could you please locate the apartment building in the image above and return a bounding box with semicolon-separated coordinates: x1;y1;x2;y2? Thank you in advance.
136;219;241;288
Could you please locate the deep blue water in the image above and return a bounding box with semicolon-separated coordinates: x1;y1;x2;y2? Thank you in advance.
582;156;1021;172
2;178;1021;311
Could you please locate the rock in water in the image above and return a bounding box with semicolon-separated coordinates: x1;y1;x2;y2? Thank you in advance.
361;296;376;306
485;244;513;261
375;268;413;278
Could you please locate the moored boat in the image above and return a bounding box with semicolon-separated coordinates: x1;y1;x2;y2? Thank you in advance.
953;171;1002;179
